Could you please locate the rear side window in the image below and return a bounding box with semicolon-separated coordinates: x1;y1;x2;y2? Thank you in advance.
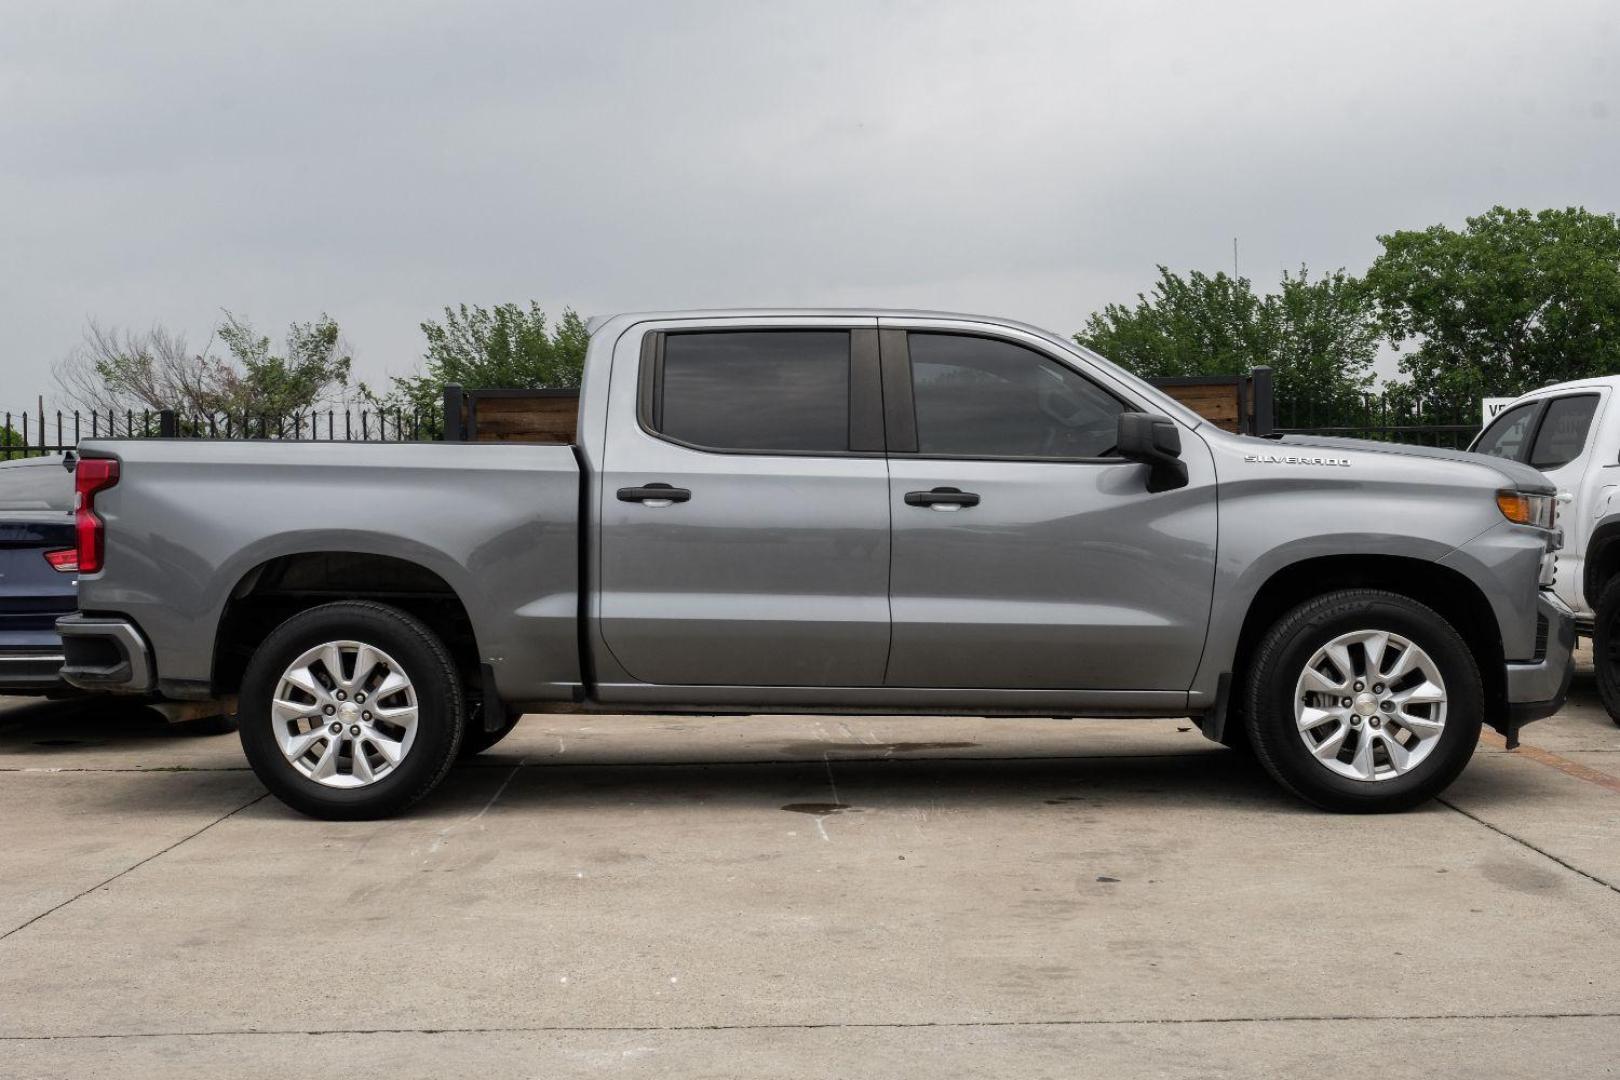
653;331;850;453
908;333;1124;459
1474;401;1540;461
1529;394;1599;470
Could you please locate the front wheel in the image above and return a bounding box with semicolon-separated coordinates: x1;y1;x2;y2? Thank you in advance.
1243;589;1483;813
1590;576;1620;728
238;601;465;820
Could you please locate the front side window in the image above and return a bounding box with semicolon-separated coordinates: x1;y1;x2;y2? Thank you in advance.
908;333;1124;458
1528;394;1599;470
1474;401;1541;461
654;331;850;452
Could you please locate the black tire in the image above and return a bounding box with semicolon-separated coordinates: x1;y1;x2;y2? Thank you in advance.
238;601;465;820
1591;576;1620;728
1243;588;1483;813
460;707;522;757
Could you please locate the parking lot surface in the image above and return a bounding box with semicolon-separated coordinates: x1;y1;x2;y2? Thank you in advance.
2;670;1618;1078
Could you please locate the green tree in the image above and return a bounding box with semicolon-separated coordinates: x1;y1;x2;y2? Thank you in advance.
1;425;45;458
1366;206;1620;411
56;313;351;417
365;302;588;416
1075;265;1379;419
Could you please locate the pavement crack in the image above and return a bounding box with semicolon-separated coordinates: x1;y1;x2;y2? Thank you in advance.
1437;797;1620;896
4;1011;1619;1042
0;790;269;944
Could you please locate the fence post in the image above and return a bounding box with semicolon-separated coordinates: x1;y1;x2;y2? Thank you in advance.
158;409;178;438
1250;366;1275;436
443;384;465;441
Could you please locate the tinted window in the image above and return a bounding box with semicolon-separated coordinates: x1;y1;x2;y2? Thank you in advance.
908;333;1123;458
657;331;850;452
1474;401;1540;461
1529;394;1599;470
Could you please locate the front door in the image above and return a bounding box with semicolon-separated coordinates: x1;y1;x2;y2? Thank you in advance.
598;320;892;687
880;323;1218;690
1524;392;1604;613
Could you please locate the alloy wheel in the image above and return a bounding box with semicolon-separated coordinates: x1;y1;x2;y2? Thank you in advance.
272;640;419;789
1293;629;1447;782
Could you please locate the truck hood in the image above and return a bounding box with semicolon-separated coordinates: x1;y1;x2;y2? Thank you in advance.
1274;435;1554;493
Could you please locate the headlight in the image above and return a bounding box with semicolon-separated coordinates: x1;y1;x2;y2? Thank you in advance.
1496;490;1555;529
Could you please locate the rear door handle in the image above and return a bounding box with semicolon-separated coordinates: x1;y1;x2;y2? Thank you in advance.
617;483;692;507
904;486;980;511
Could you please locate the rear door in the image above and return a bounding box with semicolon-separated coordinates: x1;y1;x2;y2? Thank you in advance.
879;321;1218;691
597;319;892;687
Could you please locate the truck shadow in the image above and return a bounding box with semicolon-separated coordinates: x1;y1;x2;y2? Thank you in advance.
0;695;235;751
420;747;1307;817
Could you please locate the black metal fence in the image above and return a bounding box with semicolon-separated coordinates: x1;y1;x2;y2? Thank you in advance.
2;405;439;460
1274;392;1482;450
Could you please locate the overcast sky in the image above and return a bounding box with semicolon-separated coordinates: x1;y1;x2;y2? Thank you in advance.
2;0;1616;413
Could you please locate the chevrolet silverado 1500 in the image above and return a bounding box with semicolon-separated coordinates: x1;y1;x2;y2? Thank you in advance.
57;310;1573;818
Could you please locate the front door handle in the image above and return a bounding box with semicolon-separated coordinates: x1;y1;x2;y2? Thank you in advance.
617;483;692;507
904;486;980;511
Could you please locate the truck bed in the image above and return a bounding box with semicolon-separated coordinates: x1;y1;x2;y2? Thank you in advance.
74;439;582;703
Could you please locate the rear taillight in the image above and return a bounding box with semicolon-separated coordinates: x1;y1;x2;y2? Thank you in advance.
74;458;119;574
44;548;78;573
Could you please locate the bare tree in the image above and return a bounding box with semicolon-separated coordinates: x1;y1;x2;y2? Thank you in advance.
54;313;352;418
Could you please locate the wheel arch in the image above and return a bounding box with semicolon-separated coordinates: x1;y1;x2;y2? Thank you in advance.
1229;553;1506;732
1583;519;1620;609
212;550;482;697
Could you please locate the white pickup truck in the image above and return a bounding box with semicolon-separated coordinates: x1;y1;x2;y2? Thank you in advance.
1472;376;1620;723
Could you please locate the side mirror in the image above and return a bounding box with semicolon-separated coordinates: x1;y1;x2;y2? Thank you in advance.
1117;412;1188;493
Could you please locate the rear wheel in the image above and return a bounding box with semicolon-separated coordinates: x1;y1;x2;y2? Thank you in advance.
1244;589;1482;812
1590;576;1620;728
238;601;465;820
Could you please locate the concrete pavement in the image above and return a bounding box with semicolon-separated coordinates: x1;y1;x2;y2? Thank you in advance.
1;676;1617;1078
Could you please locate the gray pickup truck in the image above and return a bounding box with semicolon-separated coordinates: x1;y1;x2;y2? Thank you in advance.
58;309;1573;819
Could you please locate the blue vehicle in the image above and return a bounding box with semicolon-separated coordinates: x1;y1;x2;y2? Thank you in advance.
0;455;78;695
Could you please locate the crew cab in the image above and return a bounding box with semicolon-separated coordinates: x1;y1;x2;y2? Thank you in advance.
58;310;1573;818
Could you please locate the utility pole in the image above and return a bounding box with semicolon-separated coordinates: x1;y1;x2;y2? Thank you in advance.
1232;237;1240;278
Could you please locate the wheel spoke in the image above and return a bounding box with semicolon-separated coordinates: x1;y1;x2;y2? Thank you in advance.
1360;632;1389;681
373;668;409;700
1298;705;1339;732
319;643;348;687
308;736;342;781
1394;708;1444;735
1383;646;1421;683
1381;732;1413;772
1324;643;1356;685
272;696;316;723
1301;666;1346;694
352;644;384;689
281;726;327;761
1392;680;1446;706
1349;730;1378;779
368;731;405;767
350;745;375;784
1311;722;1349;760
282;665;329;704
372;703;418;731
